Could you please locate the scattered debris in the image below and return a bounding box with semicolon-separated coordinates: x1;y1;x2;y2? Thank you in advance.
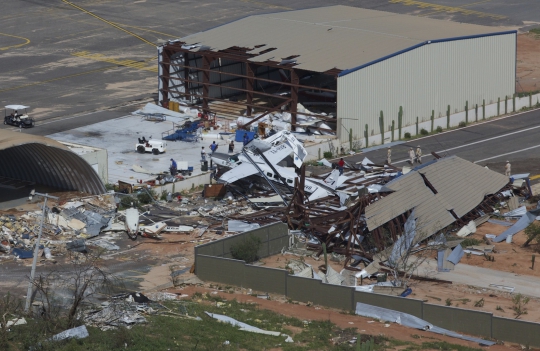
50;325;89;341
355;302;495;346
205;311;293;342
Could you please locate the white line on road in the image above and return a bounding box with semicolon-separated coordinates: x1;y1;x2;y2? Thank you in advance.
474;144;540;163
391;124;540;165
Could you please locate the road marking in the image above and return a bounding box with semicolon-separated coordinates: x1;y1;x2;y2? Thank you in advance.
111;22;180;39
530;174;540;181
0;32;30;51
474;144;540;163
418;0;492;17
71;51;158;72
389;0;506;20
61;0;156;47
391;123;540;165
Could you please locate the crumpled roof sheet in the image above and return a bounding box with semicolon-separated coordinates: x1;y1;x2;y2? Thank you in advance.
0;130;105;195
365;156;508;239
178;5;504;73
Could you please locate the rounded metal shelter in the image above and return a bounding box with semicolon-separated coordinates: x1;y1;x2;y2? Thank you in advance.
0;130;105;194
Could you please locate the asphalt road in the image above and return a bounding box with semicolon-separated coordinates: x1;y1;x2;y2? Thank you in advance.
0;0;538;130
344;107;540;177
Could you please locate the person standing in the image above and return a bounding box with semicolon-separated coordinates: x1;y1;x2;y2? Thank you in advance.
201;147;206;161
415;145;422;164
169;158;177;175
408;147;415;165
243;133;249;147
210;141;218;155
338;158;345;176
505;160;511;177
228;140;234;153
386;147;392;165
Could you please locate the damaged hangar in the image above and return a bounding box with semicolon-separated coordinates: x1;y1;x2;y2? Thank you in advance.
158;5;516;143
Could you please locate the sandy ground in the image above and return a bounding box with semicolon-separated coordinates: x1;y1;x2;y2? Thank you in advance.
517;33;540;93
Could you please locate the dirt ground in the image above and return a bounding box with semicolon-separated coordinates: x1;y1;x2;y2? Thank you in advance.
517;32;540;93
171;285;527;351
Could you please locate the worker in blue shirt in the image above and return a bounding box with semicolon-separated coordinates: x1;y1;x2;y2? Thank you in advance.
170;158;177;175
243;133;249;147
210;141;218;154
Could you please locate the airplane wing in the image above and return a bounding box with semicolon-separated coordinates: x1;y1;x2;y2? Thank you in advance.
262;143;293;165
218;163;259;183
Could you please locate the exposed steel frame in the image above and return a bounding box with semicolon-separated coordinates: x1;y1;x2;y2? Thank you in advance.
159;42;340;131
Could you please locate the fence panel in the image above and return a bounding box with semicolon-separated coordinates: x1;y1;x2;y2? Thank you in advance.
316;283;354;311
286;276;323;304
196;241;224;257
244;265;287;295
196;255;245;287
422;304;492;338
492;316;540;347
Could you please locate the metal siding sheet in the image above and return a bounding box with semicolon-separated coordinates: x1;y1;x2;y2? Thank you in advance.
338;33;515;143
423;304;492;338
354;291;423;318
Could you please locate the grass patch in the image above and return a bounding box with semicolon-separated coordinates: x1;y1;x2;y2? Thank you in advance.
8;298;390;351
420;341;483;351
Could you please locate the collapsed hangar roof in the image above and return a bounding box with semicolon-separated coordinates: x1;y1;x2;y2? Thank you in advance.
0;130;105;195
365;156;509;239
178;5;509;73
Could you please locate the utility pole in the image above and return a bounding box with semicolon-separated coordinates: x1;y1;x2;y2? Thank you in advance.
24;190;59;313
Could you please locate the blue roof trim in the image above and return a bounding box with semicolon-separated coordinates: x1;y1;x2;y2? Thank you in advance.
338;30;517;77
429;30;516;44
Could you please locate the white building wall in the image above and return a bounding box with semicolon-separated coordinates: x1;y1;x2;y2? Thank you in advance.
337;33;516;145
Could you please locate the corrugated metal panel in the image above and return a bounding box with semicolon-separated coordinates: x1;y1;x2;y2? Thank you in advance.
0;130;105;195
365;156;508;239
177;6;503;73
337;33;515;143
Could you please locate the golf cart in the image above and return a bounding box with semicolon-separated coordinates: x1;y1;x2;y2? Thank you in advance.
4;105;35;128
136;136;167;155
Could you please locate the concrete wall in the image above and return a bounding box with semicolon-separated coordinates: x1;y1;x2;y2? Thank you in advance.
337;33;516;144
194;223;540;347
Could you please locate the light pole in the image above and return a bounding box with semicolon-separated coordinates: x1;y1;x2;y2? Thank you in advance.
24;190;59;313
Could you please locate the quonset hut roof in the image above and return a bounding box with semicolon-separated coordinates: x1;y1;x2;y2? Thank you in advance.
0;130;105;195
177;5;513;74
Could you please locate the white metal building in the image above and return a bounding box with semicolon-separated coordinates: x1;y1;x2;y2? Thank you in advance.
158;5;516;144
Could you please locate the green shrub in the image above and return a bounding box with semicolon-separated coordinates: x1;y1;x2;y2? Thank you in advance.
323;151;333;159
404;132;411;139
230;234;262;263
420;128;428;135
137;189;156;204
436;126;443;133
460;238;481;247
458;121;466;127
119;195;138;209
